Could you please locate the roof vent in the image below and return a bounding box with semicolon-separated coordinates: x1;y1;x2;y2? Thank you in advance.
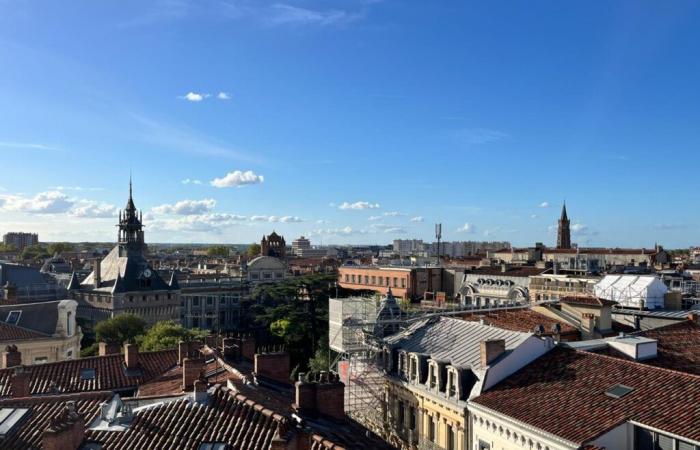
604;384;634;399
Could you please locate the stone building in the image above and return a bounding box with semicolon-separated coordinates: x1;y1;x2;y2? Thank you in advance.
261;231;286;258
69;181;180;325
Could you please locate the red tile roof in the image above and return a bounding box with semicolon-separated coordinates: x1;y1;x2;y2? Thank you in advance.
0;349;177;396
87;387;286;450
0;321;48;341
461;309;579;337
471;347;700;445
0;391;110;450
468;266;547;277
543;247;657;255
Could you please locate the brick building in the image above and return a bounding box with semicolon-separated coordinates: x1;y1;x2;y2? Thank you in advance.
338;265;442;301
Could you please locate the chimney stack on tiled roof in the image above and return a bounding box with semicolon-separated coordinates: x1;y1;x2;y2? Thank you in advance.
2;345;22;369
124;343;139;370
193;378;208;404
98;342;121;356
182;358;205;390
293;372;346;421
254;350;291;384
480;339;506;367
42;401;85;450
689;312;699;323
11;366;30;398
241;336;256;361
178;340;204;365
93;258;101;288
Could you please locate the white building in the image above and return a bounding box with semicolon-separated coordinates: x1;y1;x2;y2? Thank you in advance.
393;239;424;257
246;256;287;283
594;275;668;309
292;236;311;256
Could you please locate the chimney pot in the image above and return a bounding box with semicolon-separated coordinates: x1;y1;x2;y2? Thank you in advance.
3;345;22;369
11;367;30;398
124;343;138;370
98;342;121;356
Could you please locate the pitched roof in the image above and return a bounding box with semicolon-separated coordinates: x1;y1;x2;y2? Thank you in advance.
87;387;285;450
0;392;110;450
0;321;48;341
466;266;547;277
560;296;617;307
384;316;532;370
0;349;177;396
0;300;67;336
471;347;700;445
81;245;173;293
461;309;578;336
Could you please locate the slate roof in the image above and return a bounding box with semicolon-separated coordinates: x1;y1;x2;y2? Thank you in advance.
0;392;110;450
384;316;532;369
0;349;177;396
0;301;64;336
81;245;173;293
0;263;55;288
87;387;285;450
471;347;700;445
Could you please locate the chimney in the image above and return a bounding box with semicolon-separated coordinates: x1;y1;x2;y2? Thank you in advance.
124;343;139;370
688;312;699;323
315;372;345;421
11;367;30;398
3;282;18;304
98;342;121;356
178;341;190;365
193;378;208;404
254;351;291;384
42;401;85;450
182;358;205;390
204;335;218;349
241;337;256;361
3;345;22;368
480;339;506;367
581;313;596;339
294;373;317;415
94;259;101;288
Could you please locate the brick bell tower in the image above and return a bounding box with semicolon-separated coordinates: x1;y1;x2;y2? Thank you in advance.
557;202;571;249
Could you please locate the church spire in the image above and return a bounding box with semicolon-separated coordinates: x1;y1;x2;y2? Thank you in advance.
118;177;144;252
557;201;571;249
560;201;568;221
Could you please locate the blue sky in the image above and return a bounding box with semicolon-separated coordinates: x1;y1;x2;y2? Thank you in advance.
1;0;699;246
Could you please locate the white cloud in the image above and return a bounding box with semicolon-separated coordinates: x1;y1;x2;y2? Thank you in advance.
410;216;424;222
383;211;405;217
530;214;538;219
309;226;365;236
0;141;62;151
267;4;362;27
71;201;118;219
455;128;508;145
316;219;331;224
0;191;74;214
181;178;203;185
456;222;476;233
338;201;380;210
250;215;304;223
150;213;247;233
217;92;230;100
279;216;303;223
571;222;591;235
211;170;264;188
53;186;104;192
153;199;217;215
367;215;382;221
539;201;550;208
179;92;208;102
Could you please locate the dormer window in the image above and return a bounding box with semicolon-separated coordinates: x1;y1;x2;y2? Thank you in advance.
448;371;456;397
429;365;437;389
409;355;418;381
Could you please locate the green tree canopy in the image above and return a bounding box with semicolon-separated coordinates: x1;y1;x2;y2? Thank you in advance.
137;320;208;352
95;314;147;345
247;243;261;258
47;242;73;255
19;244;49;261
206;245;230;257
0;243;16;252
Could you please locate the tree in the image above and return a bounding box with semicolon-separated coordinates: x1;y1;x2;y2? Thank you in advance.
47;242;73;255
0;243;16;253
207;245;230;257
247;243;261;258
95;314;147;344
137;321;208;352
19;245;49;261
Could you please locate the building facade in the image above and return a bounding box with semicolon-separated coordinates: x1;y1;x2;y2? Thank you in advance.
179;277;248;331
261;231;286;258
338;266;442;301
292;235;311;255
456;266;546;307
528;274;599;301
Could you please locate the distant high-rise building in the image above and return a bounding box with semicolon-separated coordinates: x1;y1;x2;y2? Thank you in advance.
557;203;571;249
392;239;424;257
292;236;311;256
3;232;39;250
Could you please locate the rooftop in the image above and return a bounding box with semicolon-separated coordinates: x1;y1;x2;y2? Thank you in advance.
461;309;578;337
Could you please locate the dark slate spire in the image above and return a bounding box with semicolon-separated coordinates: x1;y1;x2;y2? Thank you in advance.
169;271;180;290
118;177;145;251
67;271;81;290
560;201;568;221
112;272;125;294
557;201;571;249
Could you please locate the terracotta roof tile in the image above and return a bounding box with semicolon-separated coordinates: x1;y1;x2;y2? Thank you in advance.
471;347;700;445
560;296;618;307
461;309;579;337
0;321;48;341
0;349;177;396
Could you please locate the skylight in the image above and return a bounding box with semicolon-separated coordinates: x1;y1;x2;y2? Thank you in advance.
0;407;29;438
605;384;634;399
5;311;21;326
199;443;227;450
80;368;96;380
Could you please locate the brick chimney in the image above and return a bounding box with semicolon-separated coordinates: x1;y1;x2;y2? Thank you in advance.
293;372;345;421
98;342;121;356
178;341;203;365
254;351;291;384
3;345;22;368
124;343;139;370
182;358;205;390
241;337;256;361
42;401;85;450
204;335;218;349
480;339;506;367
581;313;596;339
11;367;30;398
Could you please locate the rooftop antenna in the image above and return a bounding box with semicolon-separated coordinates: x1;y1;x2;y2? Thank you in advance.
435;223;442;266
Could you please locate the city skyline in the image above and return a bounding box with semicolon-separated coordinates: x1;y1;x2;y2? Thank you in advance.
2;1;700;246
